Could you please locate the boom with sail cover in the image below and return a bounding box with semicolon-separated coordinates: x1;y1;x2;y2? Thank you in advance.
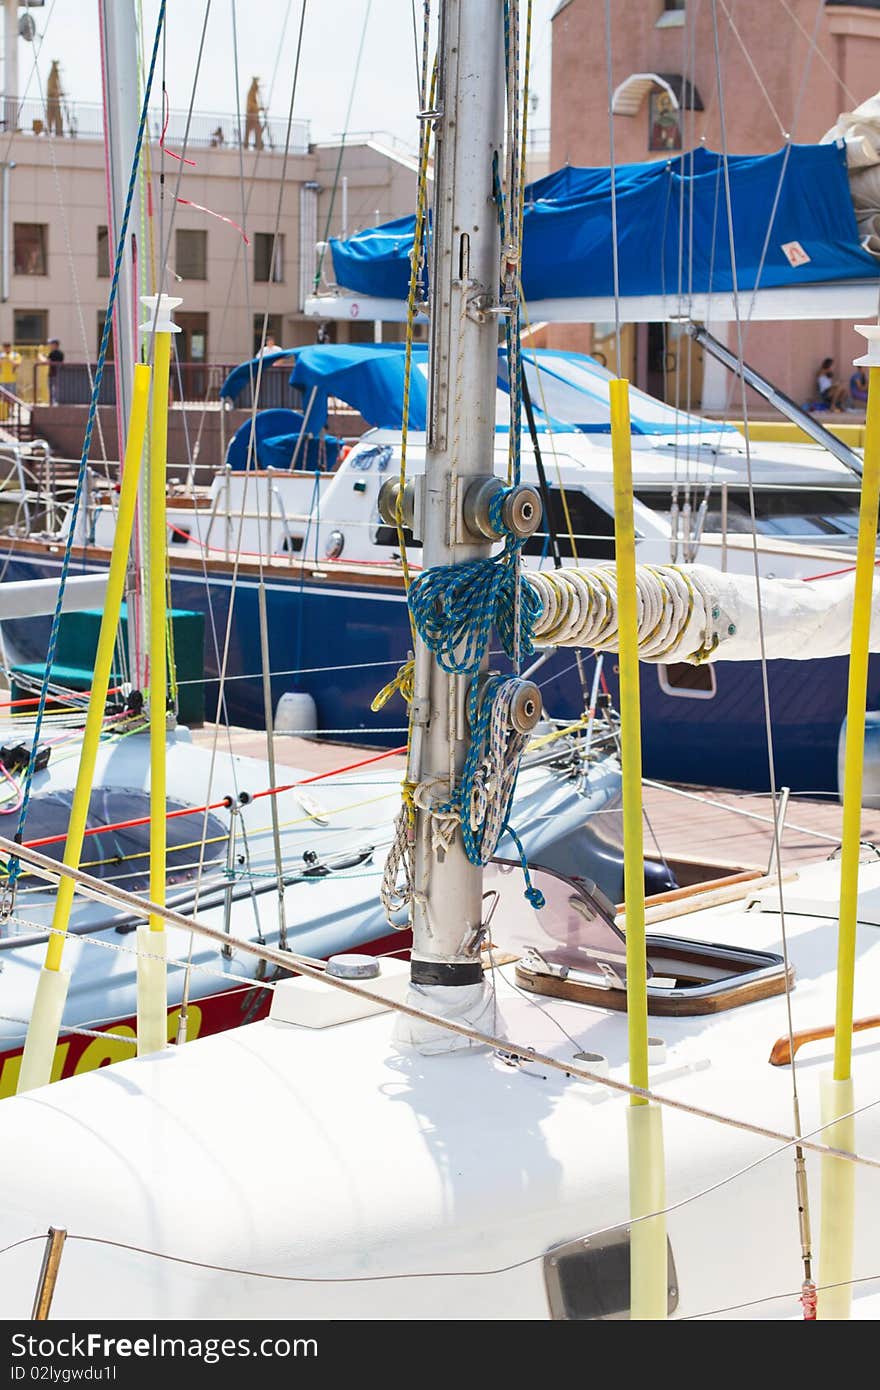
313;143;880;322
528;563;880;666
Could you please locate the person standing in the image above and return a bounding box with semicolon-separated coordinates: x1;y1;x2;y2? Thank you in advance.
0;342;21;396
46;61;64;137
39;338;64;404
0;342;21;422
244;77;264;150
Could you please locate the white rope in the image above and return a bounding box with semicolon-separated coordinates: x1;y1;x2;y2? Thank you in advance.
0;1012;134;1045
379;681;532;931
379;801;415;927
530;563;717;661
3;911;283;990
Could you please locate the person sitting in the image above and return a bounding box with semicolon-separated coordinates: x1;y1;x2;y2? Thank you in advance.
816;358;847;412
850;366;868;407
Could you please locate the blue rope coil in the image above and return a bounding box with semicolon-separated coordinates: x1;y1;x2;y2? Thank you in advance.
5;1;168;890
408;539;542;676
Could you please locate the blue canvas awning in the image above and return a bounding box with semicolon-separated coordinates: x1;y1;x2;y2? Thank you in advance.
328;144;880;303
274;343;728;436
219;348;299;402
290;343;431;432
511;350;732;435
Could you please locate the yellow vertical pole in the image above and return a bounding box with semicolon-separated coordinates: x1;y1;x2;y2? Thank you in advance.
610;377;668;1320
16;364;152;1094
819;330;880;1318
136;293;180;1057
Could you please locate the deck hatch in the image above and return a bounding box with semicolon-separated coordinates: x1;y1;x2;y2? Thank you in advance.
544;1228;679;1320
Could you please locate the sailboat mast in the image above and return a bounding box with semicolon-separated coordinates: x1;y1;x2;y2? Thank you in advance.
408;0;506;987
98;0;146;692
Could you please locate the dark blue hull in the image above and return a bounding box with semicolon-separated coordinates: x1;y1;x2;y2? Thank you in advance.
1;548;870;793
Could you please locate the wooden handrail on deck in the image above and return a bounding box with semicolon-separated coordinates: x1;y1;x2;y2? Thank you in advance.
769;1014;880;1067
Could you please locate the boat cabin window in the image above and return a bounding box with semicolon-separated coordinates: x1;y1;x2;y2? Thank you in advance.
635;486;860;541
14;789;229;894
521;487;617;561
484;859;790;1015
373;521;423;551
658;661;716;700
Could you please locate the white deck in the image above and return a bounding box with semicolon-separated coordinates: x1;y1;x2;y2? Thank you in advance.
0;856;878;1319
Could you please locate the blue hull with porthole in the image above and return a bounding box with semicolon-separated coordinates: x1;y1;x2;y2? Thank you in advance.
0;547;870;793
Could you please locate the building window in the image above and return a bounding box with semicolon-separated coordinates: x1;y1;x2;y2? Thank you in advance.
521;487;617;561
176;228;207;280
253;313;283;355
657;0;686;26
14;224;47;276
97;226;110;279
254;232;284;283
14;309;48;344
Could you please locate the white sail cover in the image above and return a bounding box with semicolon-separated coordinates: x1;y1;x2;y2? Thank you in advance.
529;563;875;664
823;90;880;256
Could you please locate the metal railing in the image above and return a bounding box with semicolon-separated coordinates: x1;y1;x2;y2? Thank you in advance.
0;384;32;441
4;98;310;155
38;361;301;410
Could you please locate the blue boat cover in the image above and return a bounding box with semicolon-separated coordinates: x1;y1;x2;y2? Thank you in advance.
290;342;430;432
226;408;342;471
283;343;729;436
329;144;880;301
512;349;733;435
220;348;299;402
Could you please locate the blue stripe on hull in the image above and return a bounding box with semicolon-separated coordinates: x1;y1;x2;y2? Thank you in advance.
0;549;869;792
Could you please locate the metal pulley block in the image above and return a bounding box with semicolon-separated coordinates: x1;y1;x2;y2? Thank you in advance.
462;475;542;542
377;477;416;531
468;674;543;736
506;679;543;734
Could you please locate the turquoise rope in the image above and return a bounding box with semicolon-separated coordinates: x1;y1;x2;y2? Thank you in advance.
408;539;541;674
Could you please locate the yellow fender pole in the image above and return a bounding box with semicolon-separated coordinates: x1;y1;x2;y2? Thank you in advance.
16;364;152;1094
819;328;880;1318
610;378;668;1320
136;294;180;1057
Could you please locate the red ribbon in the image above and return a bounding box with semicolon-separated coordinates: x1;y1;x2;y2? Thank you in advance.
159;87;197;166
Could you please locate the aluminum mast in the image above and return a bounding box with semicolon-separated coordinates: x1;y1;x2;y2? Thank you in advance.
407;1;507;995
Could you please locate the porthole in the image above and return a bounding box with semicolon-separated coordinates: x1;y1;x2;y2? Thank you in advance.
324;529;345;559
658;662;716;700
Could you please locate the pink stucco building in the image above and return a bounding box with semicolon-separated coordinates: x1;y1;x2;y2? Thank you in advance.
548;0;880;412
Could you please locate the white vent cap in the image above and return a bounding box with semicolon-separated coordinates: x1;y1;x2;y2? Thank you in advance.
139;294;183;335
326;954;380;980
854;323;880;368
